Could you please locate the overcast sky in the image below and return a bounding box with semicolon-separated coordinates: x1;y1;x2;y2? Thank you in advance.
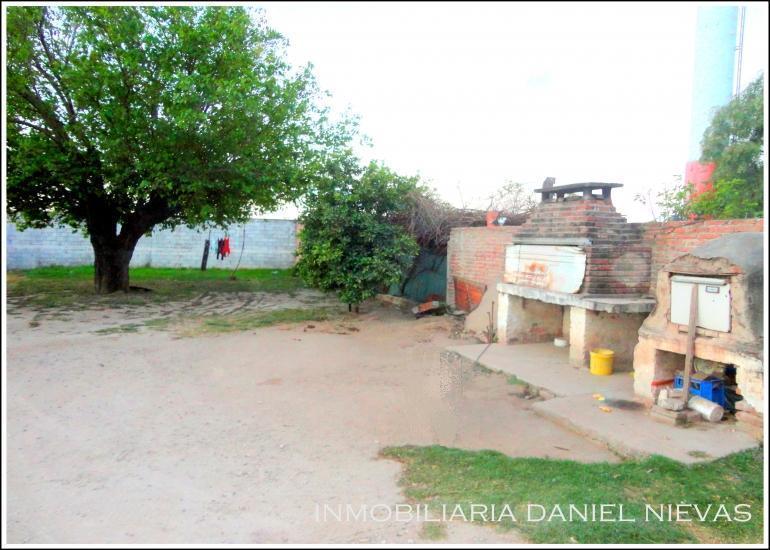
256;2;767;221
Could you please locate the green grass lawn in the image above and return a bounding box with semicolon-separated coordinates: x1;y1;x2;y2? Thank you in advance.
7;265;304;309
381;445;764;544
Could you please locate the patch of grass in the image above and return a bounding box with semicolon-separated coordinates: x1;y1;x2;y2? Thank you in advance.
507;374;526;385
173;307;340;336
143;317;172;331
419;522;447;540
94;323;142;335
380;445;763;544
7;266;304;309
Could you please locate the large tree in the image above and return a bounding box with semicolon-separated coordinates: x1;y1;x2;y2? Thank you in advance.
6;6;353;292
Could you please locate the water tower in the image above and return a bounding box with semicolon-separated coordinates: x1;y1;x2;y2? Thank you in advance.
686;6;742;195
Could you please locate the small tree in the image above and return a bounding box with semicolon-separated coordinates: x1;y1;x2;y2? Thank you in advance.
6;6;354;292
634;175;686;222
701;76;764;188
485;180;536;216
659;76;764;220
692;75;764;219
296;161;420;308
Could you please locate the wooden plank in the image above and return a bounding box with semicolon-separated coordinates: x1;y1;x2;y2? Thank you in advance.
681;284;699;405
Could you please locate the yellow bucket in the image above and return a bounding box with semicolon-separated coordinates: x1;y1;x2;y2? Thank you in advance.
590;348;615;376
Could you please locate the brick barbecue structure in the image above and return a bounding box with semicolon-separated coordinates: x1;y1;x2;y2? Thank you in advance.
494;182;656;370
447;183;765;431
445;184;763;417
511;182;652;295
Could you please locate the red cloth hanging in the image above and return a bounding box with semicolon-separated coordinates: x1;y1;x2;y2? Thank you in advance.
222;237;231;258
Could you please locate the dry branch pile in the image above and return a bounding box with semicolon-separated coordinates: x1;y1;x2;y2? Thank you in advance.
395;190;529;254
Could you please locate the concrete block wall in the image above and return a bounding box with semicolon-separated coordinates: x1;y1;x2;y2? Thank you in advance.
5;224;96;269
6;219;298;270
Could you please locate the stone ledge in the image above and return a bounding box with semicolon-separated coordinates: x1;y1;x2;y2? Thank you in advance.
497;282;655;313
510;237;591;246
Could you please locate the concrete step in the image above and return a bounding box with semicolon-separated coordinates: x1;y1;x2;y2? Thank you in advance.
446;343;760;464
531;394;758;464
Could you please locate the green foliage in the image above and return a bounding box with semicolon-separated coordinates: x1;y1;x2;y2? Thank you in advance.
688;178;763;219
657;176;763;222
296;161;420;305
658;76;765;221
6;6;354;231
652;77;764;221
652;175;691;221
692;75;765;219
701;76;764;187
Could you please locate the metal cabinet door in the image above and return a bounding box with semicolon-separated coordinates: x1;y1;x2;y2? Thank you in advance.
670;275;730;332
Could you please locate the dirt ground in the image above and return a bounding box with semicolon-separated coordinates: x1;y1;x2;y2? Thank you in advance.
6;287;341;330
6;293;617;544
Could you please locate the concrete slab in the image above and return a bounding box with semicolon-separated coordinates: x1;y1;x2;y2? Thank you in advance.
446;343;634;398
446;342;760;463
532;394;758;464
497;282;655;313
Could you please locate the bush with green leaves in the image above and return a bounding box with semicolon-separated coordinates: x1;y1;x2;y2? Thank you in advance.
659;76;764;220
692;75;764;219
296;161;420;307
701;76;764;187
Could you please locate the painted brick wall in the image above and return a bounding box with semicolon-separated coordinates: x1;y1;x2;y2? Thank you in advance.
640;219;764;283
447;218;764;300
6;219;298;270
446;226;521;306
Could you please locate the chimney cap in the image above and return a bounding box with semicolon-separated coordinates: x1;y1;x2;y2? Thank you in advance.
534;182;623;201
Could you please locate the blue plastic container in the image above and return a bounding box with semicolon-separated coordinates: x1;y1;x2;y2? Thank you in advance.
674;373;726;407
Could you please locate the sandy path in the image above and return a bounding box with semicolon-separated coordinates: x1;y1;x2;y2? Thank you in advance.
6;300;616;543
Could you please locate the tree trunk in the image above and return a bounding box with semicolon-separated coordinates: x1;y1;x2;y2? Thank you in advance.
85;192;173;294
201;238;211;271
92;240;137;293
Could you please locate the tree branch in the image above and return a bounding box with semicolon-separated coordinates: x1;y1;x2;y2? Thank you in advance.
35;11;94;148
15;87;71;147
36;12;77;121
11;117;58;141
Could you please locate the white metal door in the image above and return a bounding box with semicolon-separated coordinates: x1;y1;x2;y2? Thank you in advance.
670;275;731;332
